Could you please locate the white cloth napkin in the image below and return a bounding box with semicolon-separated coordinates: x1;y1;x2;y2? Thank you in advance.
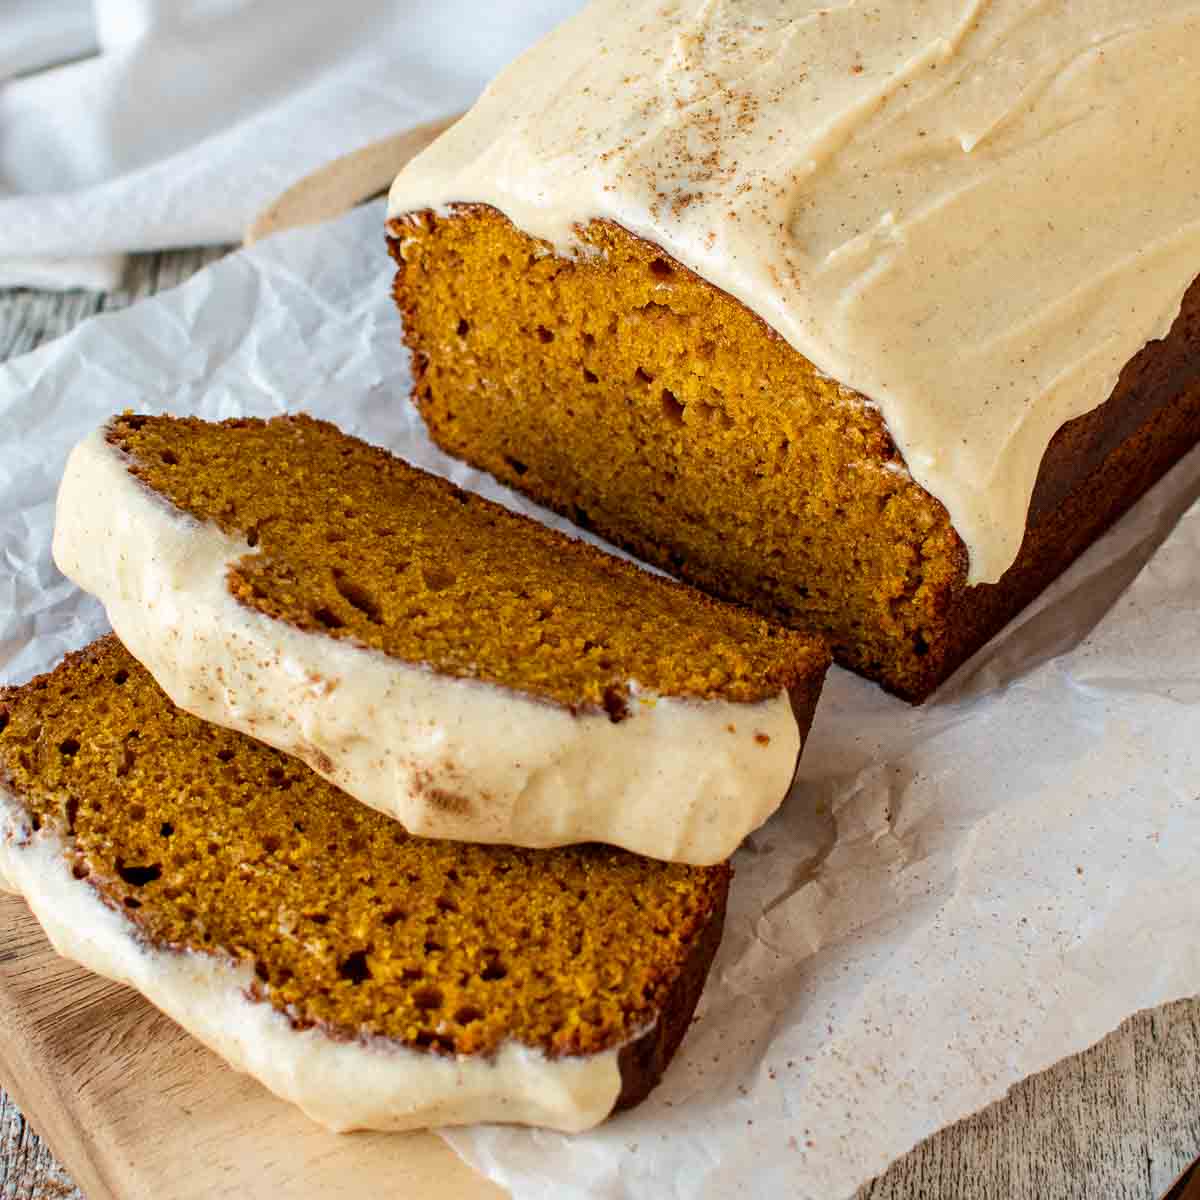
0;0;581;290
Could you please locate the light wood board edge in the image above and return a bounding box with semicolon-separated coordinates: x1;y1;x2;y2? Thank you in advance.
244;114;462;246
0;893;504;1200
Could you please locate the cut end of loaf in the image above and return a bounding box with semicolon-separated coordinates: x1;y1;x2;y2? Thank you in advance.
388;204;967;701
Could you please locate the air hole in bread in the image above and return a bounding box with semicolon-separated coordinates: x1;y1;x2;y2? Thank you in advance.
454;1006;483;1025
536;325;554;343
160;450;179;466
504;455;529;476
635;366;654;384
216;748;234;763
338;949;372;984
58;737;80;758
313;606;344;630
457;317;470;337
661;388;685;425
649;257;674;279
413;986;443;1011
583;367;599;383
116;860;162;887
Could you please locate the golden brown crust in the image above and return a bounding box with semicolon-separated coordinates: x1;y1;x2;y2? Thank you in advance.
906;342;1200;698
615;874;727;1110
388;205;1200;702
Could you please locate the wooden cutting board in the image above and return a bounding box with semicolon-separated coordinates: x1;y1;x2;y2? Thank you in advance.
0;892;505;1200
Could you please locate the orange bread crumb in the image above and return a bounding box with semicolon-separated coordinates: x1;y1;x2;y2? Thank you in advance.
108;412;828;713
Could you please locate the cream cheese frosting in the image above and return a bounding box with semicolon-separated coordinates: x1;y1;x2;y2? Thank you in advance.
387;0;1200;585
0;784;621;1133
52;427;801;866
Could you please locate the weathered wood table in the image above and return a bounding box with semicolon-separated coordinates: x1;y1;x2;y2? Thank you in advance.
2;249;1199;1200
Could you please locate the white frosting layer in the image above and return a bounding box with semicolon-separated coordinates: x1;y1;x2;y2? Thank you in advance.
0;785;620;1133
53;428;800;866
388;0;1200;585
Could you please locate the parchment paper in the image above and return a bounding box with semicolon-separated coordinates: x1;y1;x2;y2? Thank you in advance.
1;203;1198;1200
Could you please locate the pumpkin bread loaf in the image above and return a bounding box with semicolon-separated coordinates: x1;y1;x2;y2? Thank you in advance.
389;213;1200;705
54;413;829;865
385;1;1200;703
0;638;730;1132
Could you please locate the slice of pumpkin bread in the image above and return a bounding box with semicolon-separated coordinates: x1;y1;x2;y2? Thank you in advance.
53;413;828;866
0;637;730;1132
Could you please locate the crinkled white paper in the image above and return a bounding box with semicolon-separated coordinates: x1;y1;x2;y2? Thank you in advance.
2;204;1198;1200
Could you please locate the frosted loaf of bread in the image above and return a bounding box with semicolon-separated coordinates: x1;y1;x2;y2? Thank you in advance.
387;0;1200;700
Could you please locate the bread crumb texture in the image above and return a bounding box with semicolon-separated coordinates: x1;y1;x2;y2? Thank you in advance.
391;205;967;699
